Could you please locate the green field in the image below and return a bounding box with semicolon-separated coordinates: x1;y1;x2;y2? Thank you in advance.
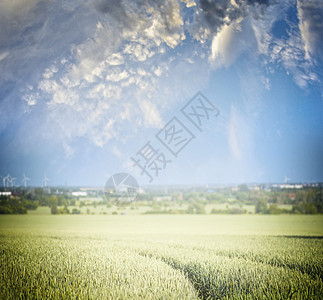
1;215;322;299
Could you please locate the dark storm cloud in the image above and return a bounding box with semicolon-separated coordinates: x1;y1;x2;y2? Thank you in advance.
0;0;91;91
94;0;130;25
198;0;274;33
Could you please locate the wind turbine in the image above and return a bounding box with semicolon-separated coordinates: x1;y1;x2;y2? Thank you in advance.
284;175;290;184
11;176;16;187
22;174;30;187
4;174;12;187
2;175;7;187
43;174;50;187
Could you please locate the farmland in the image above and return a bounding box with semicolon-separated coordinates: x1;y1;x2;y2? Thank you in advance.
0;215;322;299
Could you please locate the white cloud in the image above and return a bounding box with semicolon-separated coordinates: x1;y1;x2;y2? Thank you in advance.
228;106;241;158
38;79;79;106
211;18;248;67
261;76;271;91
269;31;319;88
23;93;37;106
250;2;284;56
249;0;321;88
2;0;321;161
42;65;58;79
0;0;43;17
112;145;122;158
63;142;75;158
180;0;196;8
0;52;9;63
143;0;185;48
153;66;163;76
106;70;129;82
0;0;190;156
92;119;115;147
228;105;253;160
138;99;163;128
297;0;323;61
106;53;125;66
209;5;269;68
137;68;148;77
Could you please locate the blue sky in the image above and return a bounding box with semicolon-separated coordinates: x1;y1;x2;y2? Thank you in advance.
0;0;322;187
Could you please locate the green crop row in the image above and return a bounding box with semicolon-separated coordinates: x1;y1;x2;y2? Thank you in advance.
0;236;198;299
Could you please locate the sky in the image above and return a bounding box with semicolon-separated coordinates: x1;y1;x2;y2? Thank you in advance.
0;0;322;187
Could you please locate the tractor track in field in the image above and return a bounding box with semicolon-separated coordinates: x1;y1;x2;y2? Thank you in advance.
140;242;323;282
138;252;210;299
138;249;323;300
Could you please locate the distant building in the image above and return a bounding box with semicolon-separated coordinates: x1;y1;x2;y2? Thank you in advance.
72;191;87;197
279;184;302;189
0;192;11;196
155;196;172;202
249;186;260;191
286;193;296;200
272;184;303;189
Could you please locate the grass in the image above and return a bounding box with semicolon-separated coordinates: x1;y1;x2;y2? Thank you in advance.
27;206;51;215
0;215;322;299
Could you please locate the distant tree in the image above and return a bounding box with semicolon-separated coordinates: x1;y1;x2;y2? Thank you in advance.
47;196;58;207
0;206;12;214
314;189;323;213
57;196;66;206
22;199;38;210
60;205;70;214
255;198;267;214
292;189;321;214
229;208;246;214
186;203;206;214
34;188;46;205
295;191;307;204
306;189;315;203
305;203;317;214
236;192;248;202
72;208;80;214
51;205;58;214
238;184;249;192
267;204;283;214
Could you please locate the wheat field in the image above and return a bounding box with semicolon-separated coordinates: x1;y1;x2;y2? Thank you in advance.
1;215;322;299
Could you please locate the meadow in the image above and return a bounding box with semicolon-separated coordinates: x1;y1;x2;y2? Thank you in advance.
0;215;322;299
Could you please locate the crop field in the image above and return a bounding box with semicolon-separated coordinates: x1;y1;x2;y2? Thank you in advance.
0;215;322;299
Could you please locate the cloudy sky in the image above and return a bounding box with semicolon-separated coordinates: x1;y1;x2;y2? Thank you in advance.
0;0;322;187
